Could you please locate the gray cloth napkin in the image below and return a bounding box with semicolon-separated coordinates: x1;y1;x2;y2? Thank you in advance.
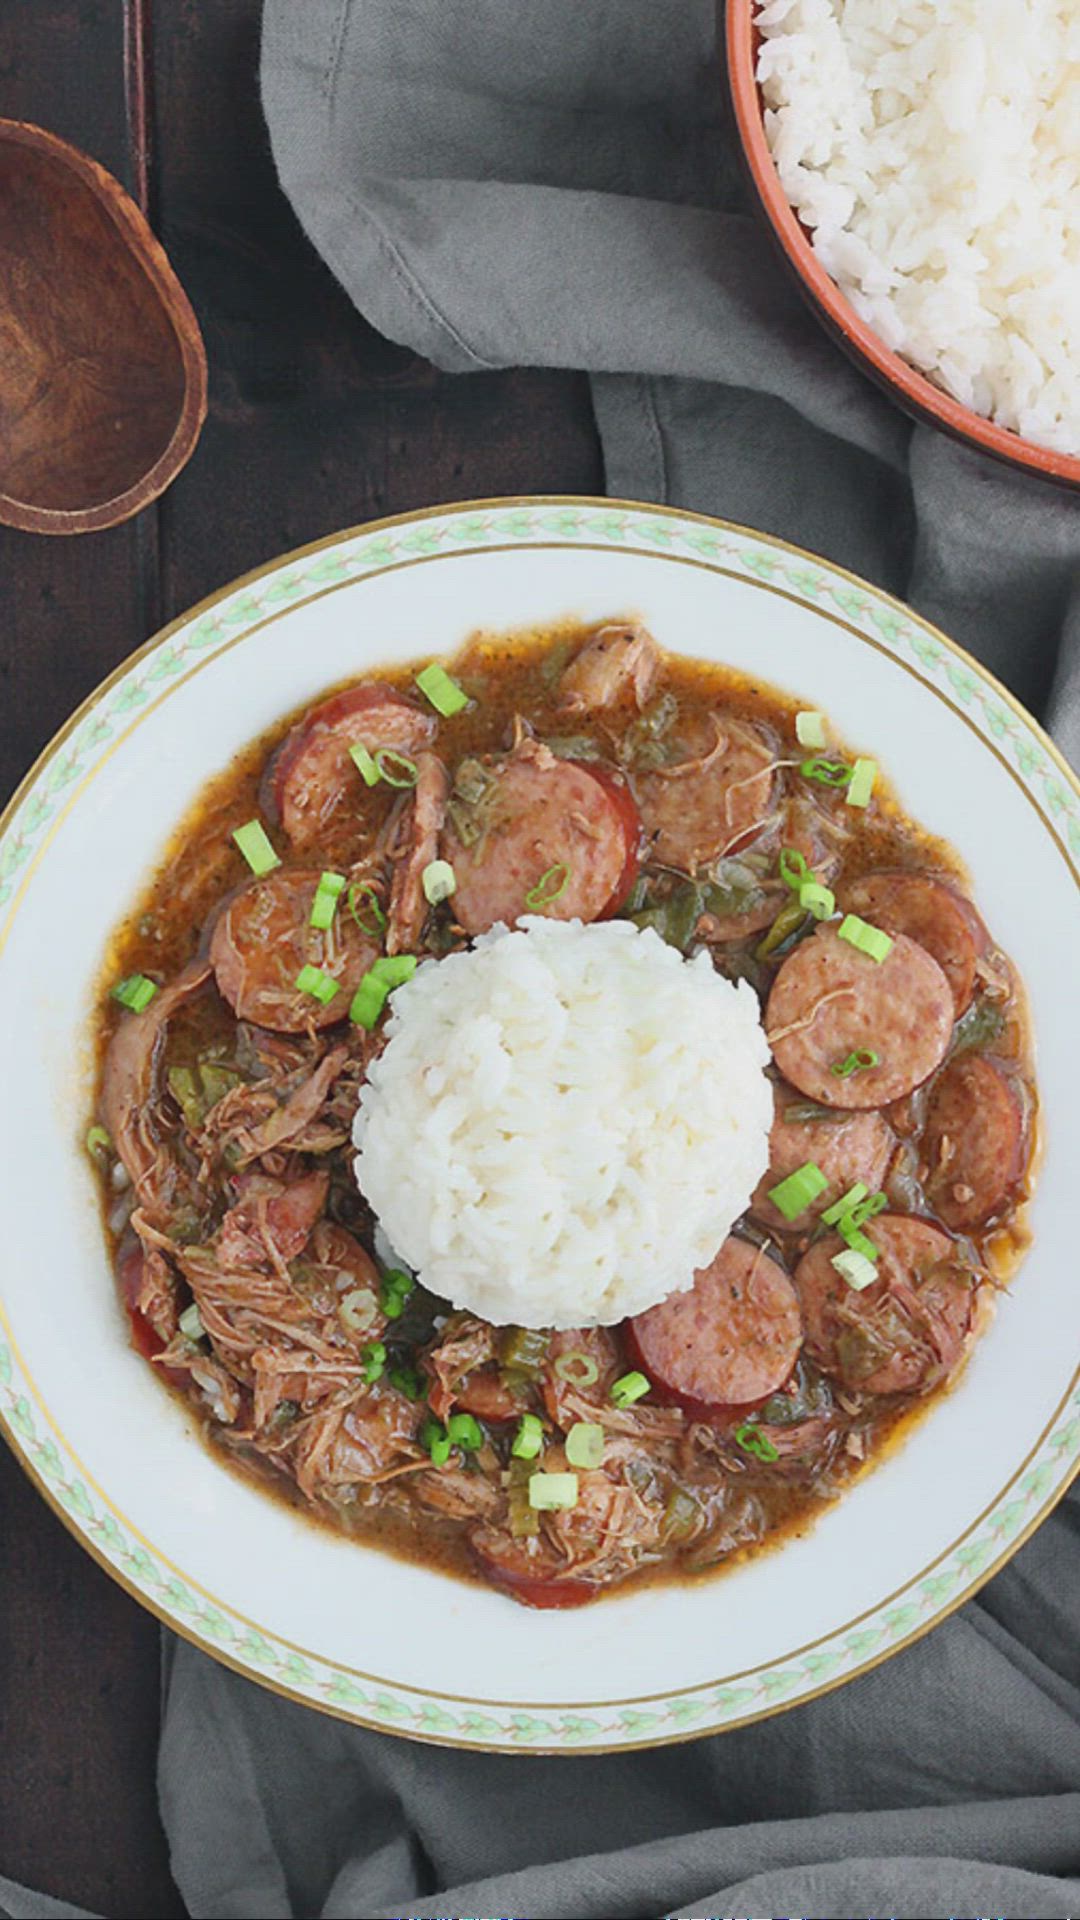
5;3;1079;1917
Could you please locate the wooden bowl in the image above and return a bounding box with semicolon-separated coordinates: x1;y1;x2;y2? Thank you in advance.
724;2;1080;492
0;120;208;535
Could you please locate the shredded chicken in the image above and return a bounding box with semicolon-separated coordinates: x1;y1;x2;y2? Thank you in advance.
556;623;660;714
424;1313;501;1422
386;752;450;955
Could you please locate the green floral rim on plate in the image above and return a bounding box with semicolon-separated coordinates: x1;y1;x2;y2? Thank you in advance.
1;497;1077;1753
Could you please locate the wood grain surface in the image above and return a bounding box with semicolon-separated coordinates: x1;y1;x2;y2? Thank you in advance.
0;3;600;1911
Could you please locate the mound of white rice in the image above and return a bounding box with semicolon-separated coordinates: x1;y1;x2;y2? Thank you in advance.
353;918;772;1329
755;0;1080;456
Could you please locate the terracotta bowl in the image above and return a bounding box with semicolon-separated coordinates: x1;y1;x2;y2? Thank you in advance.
724;2;1080;492
0;120;208;535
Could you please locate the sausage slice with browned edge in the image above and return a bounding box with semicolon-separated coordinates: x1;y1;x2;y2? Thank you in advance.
750;1084;894;1233
442;736;640;935
767;925;953;1109
796;1214;974;1395
634;713;775;871
266;684;436;847
210;869;379;1032
469;1526;598;1609
921;1055;1026;1231
627;1236;803;1416
839;870;986;1015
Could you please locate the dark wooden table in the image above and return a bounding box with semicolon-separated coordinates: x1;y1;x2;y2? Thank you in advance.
0;6;601;1911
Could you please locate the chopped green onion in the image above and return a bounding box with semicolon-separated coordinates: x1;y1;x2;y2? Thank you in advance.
372;954;418;990
348;974;388;1029
511;1413;544;1460
348;955;418;1028
528;1471;579;1511
294;964;340;1006
565;1421;604;1470
553;1351;600;1388
845;757;878;809
374;749;419;789
800;757;853;789
821;1188;886;1258
848;1191;888;1230
421;859;457;906
232;819;280;876
446;1411;484;1452
349;742;381;787
795;711;827;750
178;1302;204;1341
339;1286;379;1333
111;973;158;1013
733;1422;780;1463
779;848;834;921
379;1268;415;1318
837;914;894;963
821;1182;869;1227
85;1123;112;1163
361;1341;386;1384
389;1365;426;1401
416;662;469;717
347;882;387;938
837;1219;880;1260
525;862;571;911
767;1160;829;1222
831;1048;880;1078
420;1417;452;1468
831;1248;878;1291
778;847;810;890
799;880;835;920
309;870;346;931
610;1370;650;1409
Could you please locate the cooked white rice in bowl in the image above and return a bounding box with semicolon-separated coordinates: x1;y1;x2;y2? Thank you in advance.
353;918;772;1329
755;0;1080;457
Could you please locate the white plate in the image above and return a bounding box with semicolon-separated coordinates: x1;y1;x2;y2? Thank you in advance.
2;497;1077;1753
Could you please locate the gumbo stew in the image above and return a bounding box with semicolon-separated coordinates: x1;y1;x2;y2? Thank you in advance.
92;620;1037;1607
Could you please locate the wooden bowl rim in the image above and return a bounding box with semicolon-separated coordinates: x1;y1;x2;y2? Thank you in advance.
0;118;209;536
723;1;1080;492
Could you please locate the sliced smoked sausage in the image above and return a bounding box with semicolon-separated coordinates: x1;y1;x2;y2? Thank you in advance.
442;737;639;935
767;925;953;1109
750;1084;894;1233
210;869;379;1032
795;1214;974;1395
469;1525;599;1609
839;870;986;1014
267;685;436;848
634;714;775;872
627;1236;803;1415
921;1055;1026;1231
